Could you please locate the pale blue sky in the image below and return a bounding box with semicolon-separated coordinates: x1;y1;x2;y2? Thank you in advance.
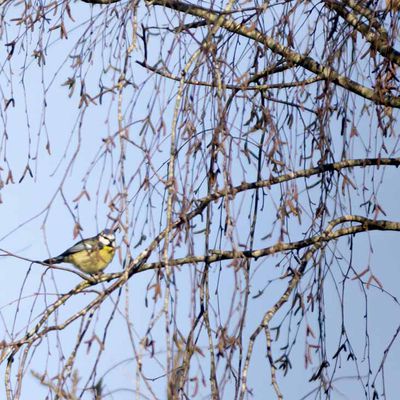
0;1;400;399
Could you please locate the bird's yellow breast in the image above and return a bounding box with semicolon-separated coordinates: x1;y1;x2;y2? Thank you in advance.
66;246;115;274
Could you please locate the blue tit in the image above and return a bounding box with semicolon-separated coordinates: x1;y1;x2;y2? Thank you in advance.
43;229;116;274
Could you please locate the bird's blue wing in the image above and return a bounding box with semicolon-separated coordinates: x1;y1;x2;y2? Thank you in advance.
59;238;97;257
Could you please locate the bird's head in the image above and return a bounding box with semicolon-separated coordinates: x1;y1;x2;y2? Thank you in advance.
99;229;116;248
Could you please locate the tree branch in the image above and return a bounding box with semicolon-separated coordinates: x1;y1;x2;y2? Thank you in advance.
139;216;400;271
146;0;400;107
325;0;400;66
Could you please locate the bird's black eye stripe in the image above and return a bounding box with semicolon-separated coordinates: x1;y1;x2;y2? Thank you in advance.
102;235;115;247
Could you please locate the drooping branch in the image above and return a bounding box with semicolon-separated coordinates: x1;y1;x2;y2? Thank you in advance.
237;214;375;398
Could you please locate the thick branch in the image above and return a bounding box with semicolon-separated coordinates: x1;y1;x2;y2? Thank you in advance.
140;216;400;271
147;0;400;107
343;0;388;37
186;157;400;216
325;0;400;66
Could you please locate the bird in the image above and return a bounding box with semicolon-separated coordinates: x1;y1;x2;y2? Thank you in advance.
43;229;116;274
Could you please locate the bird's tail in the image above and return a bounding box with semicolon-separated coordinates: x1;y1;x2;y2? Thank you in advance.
43;256;63;264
